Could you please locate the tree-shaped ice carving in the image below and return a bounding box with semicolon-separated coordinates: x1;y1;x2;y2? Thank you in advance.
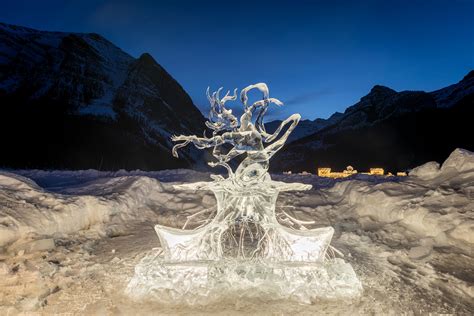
171;83;300;186
126;83;362;305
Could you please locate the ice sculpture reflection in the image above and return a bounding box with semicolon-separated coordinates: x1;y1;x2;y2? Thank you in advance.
126;83;362;304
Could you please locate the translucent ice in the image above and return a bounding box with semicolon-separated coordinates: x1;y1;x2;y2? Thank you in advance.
126;83;362;304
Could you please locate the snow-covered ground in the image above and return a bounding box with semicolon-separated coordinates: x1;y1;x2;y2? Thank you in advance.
0;149;473;314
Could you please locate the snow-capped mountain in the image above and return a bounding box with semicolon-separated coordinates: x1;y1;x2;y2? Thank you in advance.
271;71;474;172
1;22;472;172
431;70;474;108
0;22;205;170
268;72;474;145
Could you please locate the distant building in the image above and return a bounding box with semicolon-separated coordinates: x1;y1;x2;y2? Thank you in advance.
369;168;384;176
317;166;407;178
317;168;332;177
317;166;357;178
344;166;358;176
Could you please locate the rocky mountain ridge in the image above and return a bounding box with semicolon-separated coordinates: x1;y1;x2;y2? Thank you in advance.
268;70;474;144
1;22;472;172
270;71;474;172
0;22;205;170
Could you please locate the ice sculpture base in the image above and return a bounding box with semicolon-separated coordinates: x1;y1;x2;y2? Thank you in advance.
126;253;363;305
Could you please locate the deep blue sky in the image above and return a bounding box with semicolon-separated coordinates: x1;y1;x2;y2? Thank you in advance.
1;0;473;120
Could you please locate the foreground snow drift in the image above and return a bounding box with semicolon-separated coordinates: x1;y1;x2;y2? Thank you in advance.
0;148;473;314
328;148;474;257
0;170;210;250
0;173;159;248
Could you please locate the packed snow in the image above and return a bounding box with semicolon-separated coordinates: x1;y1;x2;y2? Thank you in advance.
0;149;473;314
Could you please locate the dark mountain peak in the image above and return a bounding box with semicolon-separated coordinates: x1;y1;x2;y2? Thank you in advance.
138;52;157;64
461;70;474;82
129;52;201;122
327;111;344;120
368;85;397;97
343;85;397;115
362;85;397;104
134;53;169;76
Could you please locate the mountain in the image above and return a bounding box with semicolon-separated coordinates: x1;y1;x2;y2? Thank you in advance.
271;71;474;173
265;112;343;143
431;70;474;108
0;22;206;170
1;23;472;173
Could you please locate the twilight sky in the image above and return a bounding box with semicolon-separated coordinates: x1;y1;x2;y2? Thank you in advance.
1;0;473;120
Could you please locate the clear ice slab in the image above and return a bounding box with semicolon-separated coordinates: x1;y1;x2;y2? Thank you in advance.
127;257;362;305
126;83;362;304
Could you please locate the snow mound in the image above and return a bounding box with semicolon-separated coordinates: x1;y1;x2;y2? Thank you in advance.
408;161;441;180
410;148;474;181
8;168;210;190
0;172;173;250
324;148;474;257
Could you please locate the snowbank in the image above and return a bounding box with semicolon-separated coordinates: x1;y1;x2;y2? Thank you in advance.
0;149;473;313
0;171;191;251
269;149;474;261
318;148;474;256
1;149;472;258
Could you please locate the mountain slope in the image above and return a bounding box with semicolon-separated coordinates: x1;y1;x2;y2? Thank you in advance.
268;71;474;145
0;22;205;170
271;72;474;172
265;113;343;143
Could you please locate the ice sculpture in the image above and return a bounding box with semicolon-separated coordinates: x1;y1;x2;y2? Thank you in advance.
126;83;362;304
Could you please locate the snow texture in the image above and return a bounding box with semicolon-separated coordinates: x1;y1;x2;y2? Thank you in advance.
0;148;473;314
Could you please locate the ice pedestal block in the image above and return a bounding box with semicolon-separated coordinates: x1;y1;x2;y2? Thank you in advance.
126;256;362;305
126;83;362;304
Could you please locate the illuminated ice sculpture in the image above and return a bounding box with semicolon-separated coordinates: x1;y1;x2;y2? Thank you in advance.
126;83;362;304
